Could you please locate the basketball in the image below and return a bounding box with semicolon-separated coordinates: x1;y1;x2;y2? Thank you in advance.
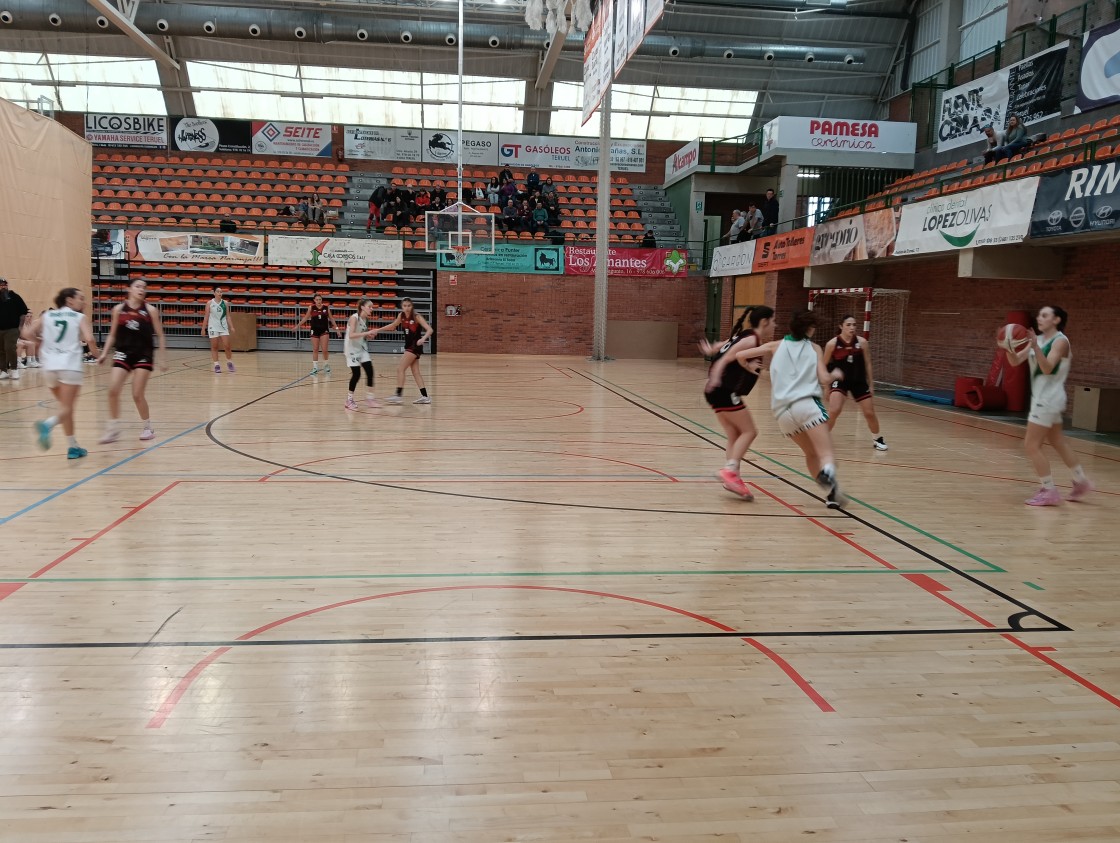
997;323;1032;352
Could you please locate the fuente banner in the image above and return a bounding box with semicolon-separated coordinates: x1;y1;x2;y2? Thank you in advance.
894;178;1039;255
268;236;404;269
436;243;564;273
129;230;265;264
936;43;1067;153
709;240;756;277
1029;161;1120;237
809;207;901;265
565;246;689;276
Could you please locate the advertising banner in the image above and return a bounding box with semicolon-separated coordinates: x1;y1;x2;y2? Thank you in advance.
809;207;901;265
936;43;1067;153
760;117;916;157
84;114;167;148
344;126;424;162
613;0;629;77
170;117;252;153
583;0;614;124
129;230;265;264
627;0;646;61
664;139;700;183
421;130;498;165
436;243;564;273
709;240;756;277
497;135;647;172
250;121;332;157
1076;19;1120;113
268;236;404;269
751;229;814;272
565;246;689;276
1029;161;1120;237
894;177;1039;255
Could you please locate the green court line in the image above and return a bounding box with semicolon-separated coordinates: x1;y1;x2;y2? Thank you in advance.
1023;581;1044;590
0;568;996;584
590;373;1007;574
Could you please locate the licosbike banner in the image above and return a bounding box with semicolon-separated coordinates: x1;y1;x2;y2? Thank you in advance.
84;114;167;148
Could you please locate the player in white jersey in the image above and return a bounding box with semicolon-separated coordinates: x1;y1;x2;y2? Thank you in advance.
24;288;99;459
1002;305;1092;506
344;298;386;410
734;310;849;508
203;287;235;373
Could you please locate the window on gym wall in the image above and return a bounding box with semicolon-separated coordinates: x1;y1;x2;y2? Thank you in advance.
0;51;165;114
549;82;758;140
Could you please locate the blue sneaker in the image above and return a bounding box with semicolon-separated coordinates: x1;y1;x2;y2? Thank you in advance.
34;420;52;451
67;446;88;460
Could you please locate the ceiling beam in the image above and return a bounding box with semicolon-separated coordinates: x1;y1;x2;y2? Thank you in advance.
85;0;180;69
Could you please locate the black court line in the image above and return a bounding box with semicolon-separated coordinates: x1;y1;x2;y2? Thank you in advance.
0;626;1057;650
202;381;846;519
571;369;1071;634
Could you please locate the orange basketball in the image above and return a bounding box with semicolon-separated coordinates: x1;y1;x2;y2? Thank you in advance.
997;323;1032;352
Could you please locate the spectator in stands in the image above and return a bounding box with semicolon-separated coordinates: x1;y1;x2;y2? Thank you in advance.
527;169;541;193
724;210;745;244
415;190;431;212
990;114;1030;162
487;177;501;206
745;202;764;239
366;195;380;232
641;229;657;248
219;215;238;233
981;124;1005;163
545;195;561;228
531;202;549;234
296;197;310;225
761;189;779;236
517;200;533;232
430;183;447;205
499;166;514;184
501;198;519;231
542;177;558;198
309;195;325;226
500;178;518;204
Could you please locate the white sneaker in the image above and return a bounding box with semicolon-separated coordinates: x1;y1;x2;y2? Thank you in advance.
9;369;19;380
344;396;357;410
17;359;25;369
366;397;381;408
0;371;8;380
27;358;40;368
385;395;403;405
139;428;155;441
873;437;888;451
310;366;319;375
98;429;120;444
413;396;431;404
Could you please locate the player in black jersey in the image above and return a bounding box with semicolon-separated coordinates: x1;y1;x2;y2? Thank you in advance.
383;297;434;405
823;315;887;451
97;279;166;443
296;294;340;375
699;305;775;500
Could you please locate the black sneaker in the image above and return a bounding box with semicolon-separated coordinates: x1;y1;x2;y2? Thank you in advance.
826;485;849;509
873;436;888;451
815;467;834;488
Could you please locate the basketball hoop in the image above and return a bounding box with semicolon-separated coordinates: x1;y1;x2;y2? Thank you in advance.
448;244;470;266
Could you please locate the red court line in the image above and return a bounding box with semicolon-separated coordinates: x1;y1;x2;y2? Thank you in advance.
748;482;897;570
545;362;573;379
146;584;833;728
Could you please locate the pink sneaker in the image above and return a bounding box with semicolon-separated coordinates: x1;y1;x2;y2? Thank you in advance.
718;469;753;501
1025;488;1062;507
139;428;155;441
1068;479;1093;502
344;396;357;410
98;429;120;445
365;397;381;408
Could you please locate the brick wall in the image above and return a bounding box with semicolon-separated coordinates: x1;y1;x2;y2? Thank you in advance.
436;271;708;356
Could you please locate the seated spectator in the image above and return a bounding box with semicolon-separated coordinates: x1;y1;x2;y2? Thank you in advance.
499;166;514;184
487;177;501;206
517;200;533;232
526;169;541;192
988;114;1030;162
499;179;518;203
542;176;558;197
501;198;518;231
219;215;238;233
980;124;1005;163
430;184;447;205
415;190;431;210
641;229;656;248
531;203;549;234
296;197;310;225
309;195;325;225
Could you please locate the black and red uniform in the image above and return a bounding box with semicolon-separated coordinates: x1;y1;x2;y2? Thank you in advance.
308;304;331;337
401;315;424;356
112;303;155;371
830;335;872;401
704;330;760;413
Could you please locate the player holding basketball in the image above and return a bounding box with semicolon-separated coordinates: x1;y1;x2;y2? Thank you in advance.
296;293;340;375
26;288;98;459
344;298;385;410
1002;305;1092;505
97;279;166;443
383;297;434;405
824;315;887;451
203;286;234;373
698;305;775;500
736;310;849;508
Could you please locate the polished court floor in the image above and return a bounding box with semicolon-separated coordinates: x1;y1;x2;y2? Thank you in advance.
1;350;1118;842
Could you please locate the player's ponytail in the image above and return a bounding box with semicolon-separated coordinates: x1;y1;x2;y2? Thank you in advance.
748;305;774;328
54;287;80;308
729;307;753;338
1045;305;1068;331
789;309;817;341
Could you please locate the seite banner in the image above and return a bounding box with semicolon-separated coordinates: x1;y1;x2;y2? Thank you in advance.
251;121;332;157
1029;160;1120;237
128;230;265;264
171;117;252;153
268;236;404;269
565;246;689;276
436;243;564;273
936;42;1067;153
894;177;1039;255
809;207;901;265
84;113;167;148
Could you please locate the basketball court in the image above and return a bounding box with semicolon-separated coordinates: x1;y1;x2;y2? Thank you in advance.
2;351;1118;841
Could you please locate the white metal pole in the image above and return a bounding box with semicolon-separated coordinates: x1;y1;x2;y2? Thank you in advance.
591;84;611;361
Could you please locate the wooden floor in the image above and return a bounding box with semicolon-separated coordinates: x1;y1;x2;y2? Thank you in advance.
1;350;1119;843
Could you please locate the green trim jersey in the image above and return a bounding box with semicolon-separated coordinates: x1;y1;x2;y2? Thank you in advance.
207;299;230;337
39;306;85;371
1028;331;1070;410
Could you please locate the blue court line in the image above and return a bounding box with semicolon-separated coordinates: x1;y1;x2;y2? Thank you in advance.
0;423;206;525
